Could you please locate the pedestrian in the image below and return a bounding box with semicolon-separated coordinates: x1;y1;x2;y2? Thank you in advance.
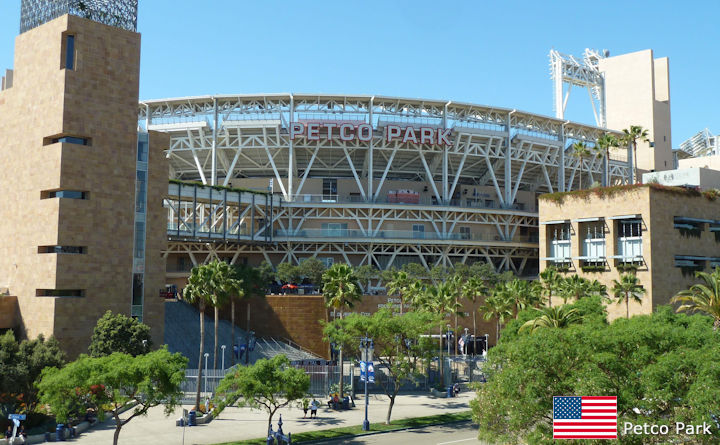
5;425;12;440
302;398;309;418
310;399;318;418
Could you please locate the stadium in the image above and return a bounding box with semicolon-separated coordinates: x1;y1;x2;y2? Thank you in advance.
143;94;631;280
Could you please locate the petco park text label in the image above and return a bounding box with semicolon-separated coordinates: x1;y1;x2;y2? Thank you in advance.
290;122;453;146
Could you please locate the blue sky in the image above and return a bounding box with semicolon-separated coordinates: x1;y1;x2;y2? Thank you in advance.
1;1;718;144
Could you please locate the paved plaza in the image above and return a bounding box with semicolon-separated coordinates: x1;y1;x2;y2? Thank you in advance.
68;392;474;445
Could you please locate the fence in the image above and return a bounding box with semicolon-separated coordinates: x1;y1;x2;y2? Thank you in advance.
181;367;232;402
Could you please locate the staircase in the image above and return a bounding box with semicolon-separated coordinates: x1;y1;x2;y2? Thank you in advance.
164;300;319;367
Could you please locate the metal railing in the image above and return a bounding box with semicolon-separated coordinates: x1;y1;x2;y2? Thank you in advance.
274;228;538;243
285;194;530;211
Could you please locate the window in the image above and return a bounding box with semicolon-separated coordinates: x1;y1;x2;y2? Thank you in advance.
137;137;148;162
617;219;643;262
319;257;334;268
132;273;144;306
484;199;494;208
135;171;147;213
36;289;84;297
322;178;337;201
48;136;90;146
549;223;571;264
412;224;425;239
41;190;88;199
134;222;145;259
582;221;606;263
321;222;347;237
459;227;471;240
38;245;86;254
64;34;75;70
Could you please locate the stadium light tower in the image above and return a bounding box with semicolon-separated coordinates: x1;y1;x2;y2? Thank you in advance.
549;48;608;128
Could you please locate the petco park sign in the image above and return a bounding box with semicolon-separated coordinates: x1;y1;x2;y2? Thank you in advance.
290;122;453;146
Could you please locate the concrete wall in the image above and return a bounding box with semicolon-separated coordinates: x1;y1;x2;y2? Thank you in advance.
600;50;673;174
679;154;720;171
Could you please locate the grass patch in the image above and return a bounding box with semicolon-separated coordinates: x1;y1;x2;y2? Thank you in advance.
215;411;472;444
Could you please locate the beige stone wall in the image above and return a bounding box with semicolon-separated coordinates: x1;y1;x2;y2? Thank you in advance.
679;155;720;171
0;15;148;357
539;186;720;321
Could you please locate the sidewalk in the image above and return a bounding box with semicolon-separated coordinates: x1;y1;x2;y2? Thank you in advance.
66;391;474;445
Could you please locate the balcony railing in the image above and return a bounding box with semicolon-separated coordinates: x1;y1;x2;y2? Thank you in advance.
284;194;529;211
273;228;538;243
583;238;606;261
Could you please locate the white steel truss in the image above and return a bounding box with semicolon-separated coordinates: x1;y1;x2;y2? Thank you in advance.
550;49;607;128
146;94;631;277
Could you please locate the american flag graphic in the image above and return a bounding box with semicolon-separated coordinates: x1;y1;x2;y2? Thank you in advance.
553;396;617;439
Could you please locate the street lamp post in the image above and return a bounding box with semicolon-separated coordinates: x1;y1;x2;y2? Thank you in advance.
203;353;209;394
484;333;489;356
360;336;374;432
463;328;469;355
221;345;226;371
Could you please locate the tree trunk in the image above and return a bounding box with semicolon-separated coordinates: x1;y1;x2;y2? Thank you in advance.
386;392;397;425
338;311;344;399
438;326;444;384
714;318;720;331
112;416;122;445
496;320;500;343
213;305;219;370
472;310;476;356
400;296;404;315
267;408;277;435
626;295;630;319
195;307;205;410
230;299;235;366
454;299;458;356
633;142;639;183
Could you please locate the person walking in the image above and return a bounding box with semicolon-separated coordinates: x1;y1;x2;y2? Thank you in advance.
310;399;318;418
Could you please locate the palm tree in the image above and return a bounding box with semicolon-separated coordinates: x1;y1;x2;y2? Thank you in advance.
671;268;720;330
611;273;645;318
480;285;514;343
208;260;235;370
183;265;215;410
387;270;412;315
539;266;563;306
322;263;362;399
422;281;456;381
559;275;591;303
594;133;619;186
519;305;583;334
587;279;608;299
227;266;246;366
503;279;542;316
621;125;650;183
462;276;487;348
571;141;593;189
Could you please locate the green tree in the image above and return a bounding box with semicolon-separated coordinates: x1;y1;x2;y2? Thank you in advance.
472;305;720;444
298;257;327;286
571;141;592;188
462;276;488;345
207;260;239;370
422;280;459;380
612;273;646;318
322;263;362;399
214;355;309;432
255;260;275;285
88;310;152;357
594;133;620;185
480;286;514;343
276;262;302;284
504;279;543;314
671;268;720;330
401;262;427;281
622;125;650;183
539;266;563;306
387;270;412;315
518;305;583;334
354;264;379;294
38;348;187;445
559;274;591;303
325;310;440;424
183;264;215;410
0;331;65;414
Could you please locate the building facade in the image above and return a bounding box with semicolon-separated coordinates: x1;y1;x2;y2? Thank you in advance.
141;95;634;280
0;1;168;356
539;184;720;320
